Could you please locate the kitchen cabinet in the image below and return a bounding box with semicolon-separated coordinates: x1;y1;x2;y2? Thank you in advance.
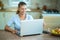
5;12;16;23
27;12;41;19
57;0;60;12
0;12;6;30
0;12;16;30
43;14;60;31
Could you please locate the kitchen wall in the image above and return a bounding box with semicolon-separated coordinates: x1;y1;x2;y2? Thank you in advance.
31;0;57;9
1;0;59;9
1;0;60;12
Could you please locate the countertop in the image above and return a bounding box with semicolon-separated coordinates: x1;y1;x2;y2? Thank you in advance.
0;8;42;12
0;30;60;40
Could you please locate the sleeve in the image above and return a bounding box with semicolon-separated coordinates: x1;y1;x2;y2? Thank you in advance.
28;15;33;20
6;16;14;27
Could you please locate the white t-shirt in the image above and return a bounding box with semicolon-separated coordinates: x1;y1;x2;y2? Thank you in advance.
7;14;33;31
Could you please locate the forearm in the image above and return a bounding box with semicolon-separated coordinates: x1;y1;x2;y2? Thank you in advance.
5;25;13;32
5;25;17;33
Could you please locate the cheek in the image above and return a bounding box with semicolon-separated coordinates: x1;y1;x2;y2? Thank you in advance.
18;8;26;12
21;10;26;12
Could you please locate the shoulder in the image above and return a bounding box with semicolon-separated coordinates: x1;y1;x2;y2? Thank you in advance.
26;14;33;20
27;14;32;17
12;14;18;18
10;14;18;20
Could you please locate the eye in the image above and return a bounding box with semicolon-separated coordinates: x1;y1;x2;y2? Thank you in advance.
22;8;26;10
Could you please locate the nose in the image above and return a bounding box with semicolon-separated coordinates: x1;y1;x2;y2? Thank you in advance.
22;9;26;12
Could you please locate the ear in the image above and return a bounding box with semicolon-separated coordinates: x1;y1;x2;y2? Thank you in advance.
17;7;20;12
17;8;20;12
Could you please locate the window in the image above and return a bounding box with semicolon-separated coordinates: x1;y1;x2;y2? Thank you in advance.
9;0;31;7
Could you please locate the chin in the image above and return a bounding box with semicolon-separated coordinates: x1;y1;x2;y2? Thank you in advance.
22;12;26;14
21;13;25;15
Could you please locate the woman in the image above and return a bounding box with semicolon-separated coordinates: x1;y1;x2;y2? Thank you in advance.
5;2;33;35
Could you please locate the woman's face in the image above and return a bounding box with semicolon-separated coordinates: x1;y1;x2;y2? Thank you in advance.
18;5;26;15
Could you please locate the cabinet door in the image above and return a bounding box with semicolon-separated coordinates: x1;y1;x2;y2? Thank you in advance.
27;12;41;19
5;12;16;29
0;12;6;30
43;14;60;31
57;0;60;11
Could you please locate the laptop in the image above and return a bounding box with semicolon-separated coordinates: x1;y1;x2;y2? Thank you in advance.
20;19;44;36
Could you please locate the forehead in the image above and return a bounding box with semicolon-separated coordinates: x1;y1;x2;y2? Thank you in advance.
19;5;27;8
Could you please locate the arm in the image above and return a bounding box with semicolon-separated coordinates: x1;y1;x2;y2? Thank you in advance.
5;25;17;34
5;16;18;34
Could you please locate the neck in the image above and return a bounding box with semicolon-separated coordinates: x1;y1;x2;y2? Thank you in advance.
19;13;25;17
18;13;26;20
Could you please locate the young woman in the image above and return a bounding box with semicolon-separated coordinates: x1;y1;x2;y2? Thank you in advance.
5;2;33;35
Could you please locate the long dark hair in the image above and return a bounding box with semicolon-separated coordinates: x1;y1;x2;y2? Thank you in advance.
16;2;26;14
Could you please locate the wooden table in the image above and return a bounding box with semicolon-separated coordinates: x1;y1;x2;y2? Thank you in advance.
0;30;21;40
0;30;60;40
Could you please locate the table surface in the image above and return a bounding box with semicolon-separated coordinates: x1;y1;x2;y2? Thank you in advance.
0;30;60;40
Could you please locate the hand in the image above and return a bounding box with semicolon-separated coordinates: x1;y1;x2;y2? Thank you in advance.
11;30;17;34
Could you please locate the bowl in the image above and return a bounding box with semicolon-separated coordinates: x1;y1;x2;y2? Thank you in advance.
49;26;60;37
